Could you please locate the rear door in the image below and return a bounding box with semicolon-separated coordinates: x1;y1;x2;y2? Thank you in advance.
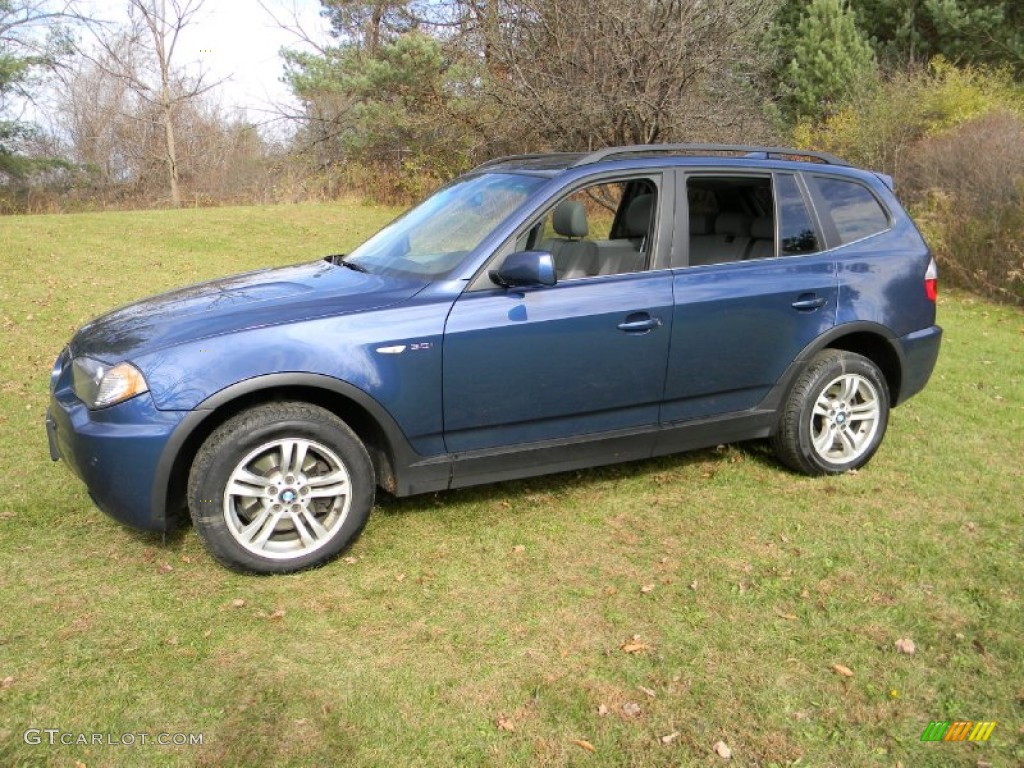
661;171;838;423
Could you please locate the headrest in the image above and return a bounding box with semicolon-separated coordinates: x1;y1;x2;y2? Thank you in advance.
715;212;751;237
552;200;588;239
750;217;773;239
689;212;714;235
623;194;654;237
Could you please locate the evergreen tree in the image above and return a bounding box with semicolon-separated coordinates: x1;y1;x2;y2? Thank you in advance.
774;0;878;122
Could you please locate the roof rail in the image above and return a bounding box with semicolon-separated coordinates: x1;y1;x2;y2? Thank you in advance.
469;152;584;173
571;144;851;168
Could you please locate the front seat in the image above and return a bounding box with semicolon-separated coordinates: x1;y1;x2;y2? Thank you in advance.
541;200;598;279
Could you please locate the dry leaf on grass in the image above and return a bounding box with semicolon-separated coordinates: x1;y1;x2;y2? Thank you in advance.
269;608;286;620
571;739;596;753
640;584;655;594
597;704;609;716
638;685;656;698
343;556;358;564
689;581;698;591
512;544;525;554
230;598;246;609
620;635;651;654
495;716;515;732
158;563;173;573
622;702;641;717
661;731;680;745
895;638;916;655
832;663;854;677
774;609;798;620
713;740;732;759
1;676;14;688
395;572;406;582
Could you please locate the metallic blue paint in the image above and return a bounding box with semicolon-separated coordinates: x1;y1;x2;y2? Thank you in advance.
46;150;943;534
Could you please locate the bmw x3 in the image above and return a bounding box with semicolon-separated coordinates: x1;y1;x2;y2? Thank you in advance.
46;144;943;573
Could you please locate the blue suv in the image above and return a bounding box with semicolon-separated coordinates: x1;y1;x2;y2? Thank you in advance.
46;145;942;572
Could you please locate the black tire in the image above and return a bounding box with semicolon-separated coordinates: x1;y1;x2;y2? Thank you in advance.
187;402;374;574
772;350;890;476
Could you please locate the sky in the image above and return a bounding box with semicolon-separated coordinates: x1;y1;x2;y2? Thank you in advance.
76;0;333;121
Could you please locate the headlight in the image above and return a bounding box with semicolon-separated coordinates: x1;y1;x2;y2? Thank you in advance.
71;357;149;409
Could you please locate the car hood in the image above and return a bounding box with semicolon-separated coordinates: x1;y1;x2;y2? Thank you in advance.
70;259;430;361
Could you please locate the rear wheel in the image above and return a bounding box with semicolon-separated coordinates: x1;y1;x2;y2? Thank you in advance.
188;402;374;573
772;350;889;475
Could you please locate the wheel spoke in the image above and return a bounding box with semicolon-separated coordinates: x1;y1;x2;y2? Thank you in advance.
838;425;859;456
292;507;330;546
813;394;832;417
838;375;856;402
849;399;877;417
812;425;834;455
226;467;270;498
306;470;349;499
238;505;281;548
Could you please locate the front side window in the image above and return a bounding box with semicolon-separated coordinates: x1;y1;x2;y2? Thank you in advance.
346;172;546;278
510;177;658;281
809;175;890;246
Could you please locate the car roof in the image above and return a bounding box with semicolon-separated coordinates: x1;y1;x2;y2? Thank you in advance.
472;144;854;177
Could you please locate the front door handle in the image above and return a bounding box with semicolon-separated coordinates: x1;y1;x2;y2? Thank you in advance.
791;294;827;311
617;313;663;333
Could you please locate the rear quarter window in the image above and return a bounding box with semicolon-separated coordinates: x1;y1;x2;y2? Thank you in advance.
810;176;890;245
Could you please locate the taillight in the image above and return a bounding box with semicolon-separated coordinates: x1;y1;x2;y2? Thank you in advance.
925;257;938;302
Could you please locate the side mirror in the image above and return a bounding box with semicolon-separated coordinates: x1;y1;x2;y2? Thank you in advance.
490;251;557;288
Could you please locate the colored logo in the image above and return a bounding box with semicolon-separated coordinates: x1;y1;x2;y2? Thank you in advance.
921;721;996;742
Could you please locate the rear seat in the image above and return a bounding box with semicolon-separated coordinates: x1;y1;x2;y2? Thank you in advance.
747;217;775;260
689;212;752;266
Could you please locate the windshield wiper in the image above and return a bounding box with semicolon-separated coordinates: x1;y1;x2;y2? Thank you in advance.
326;254;369;273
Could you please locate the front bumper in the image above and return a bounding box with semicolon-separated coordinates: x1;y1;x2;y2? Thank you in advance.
47;386;188;532
894;324;943;405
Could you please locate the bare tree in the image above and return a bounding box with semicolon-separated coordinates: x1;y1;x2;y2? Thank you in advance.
77;0;220;205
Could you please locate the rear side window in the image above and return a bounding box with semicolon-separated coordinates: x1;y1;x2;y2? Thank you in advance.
810;176;890;245
776;174;819;255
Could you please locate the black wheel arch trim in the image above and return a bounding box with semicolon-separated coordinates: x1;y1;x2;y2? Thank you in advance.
758;321;906;419
150;372;442;529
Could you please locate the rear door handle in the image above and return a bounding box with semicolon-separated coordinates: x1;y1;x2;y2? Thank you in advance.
791;294;827;311
617;313;663;333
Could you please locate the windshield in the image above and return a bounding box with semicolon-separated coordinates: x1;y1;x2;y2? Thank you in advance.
345;173;546;278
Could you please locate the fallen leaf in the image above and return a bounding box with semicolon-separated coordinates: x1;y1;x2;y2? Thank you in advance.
571;739;595;753
512;544;526;553
622;702;641;717
791;711;809;721
661;731;680;745
230;598;246;609
1;676;14;688
269;608;286;620
638;685;656;698
774;609;798;620
604;586;618;595
620;641;650;654
343;556;358;564
165;636;178;646
158;563;174;573
689;581;698;591
640;584;655;594
395;572;406;582
496;716;515;732
597;704;609;716
75;762;87;768
832;663;854;677
713;740;732;759
894;638;915;655
973;639;987;656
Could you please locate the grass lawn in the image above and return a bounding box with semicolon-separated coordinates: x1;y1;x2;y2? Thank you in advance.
0;203;1021;767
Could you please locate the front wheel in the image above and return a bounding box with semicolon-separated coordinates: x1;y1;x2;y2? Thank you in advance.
188;402;375;573
772;350;890;475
